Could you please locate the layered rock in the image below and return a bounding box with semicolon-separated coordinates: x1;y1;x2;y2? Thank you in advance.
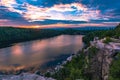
85;38;120;80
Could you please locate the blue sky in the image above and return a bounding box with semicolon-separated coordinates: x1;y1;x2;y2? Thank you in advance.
0;0;120;28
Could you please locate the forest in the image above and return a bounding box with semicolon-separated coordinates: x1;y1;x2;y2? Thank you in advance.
0;27;93;48
83;24;120;47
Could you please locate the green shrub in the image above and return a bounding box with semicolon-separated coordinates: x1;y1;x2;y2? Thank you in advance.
103;37;112;44
109;53;120;80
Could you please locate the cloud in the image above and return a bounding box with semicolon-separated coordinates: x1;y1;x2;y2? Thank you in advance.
24;3;102;22
0;18;118;28
0;0;119;28
0;19;10;25
0;0;17;7
49;3;87;12
0;19;14;26
19;22;119;28
0;0;102;22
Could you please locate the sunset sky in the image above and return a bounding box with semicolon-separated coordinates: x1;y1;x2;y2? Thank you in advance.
0;0;120;28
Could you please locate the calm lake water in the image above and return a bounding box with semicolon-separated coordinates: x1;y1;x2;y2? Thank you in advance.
0;35;83;72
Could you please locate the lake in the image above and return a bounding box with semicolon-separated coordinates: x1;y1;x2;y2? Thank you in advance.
0;35;83;74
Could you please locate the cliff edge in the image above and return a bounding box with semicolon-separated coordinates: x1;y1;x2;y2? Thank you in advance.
84;37;120;80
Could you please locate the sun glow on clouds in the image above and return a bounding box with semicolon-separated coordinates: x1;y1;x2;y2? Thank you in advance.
20;22;118;29
0;0;101;22
0;0;16;7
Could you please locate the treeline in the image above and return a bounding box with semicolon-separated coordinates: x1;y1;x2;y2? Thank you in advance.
83;24;120;46
61;28;93;35
0;27;61;48
0;27;92;48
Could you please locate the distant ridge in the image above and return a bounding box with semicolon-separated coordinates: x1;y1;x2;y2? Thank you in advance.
0;26;115;31
45;26;115;31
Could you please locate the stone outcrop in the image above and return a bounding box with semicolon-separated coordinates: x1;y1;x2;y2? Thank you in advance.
85;38;120;80
0;73;55;80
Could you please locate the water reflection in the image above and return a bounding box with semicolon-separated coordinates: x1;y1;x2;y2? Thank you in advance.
0;35;83;71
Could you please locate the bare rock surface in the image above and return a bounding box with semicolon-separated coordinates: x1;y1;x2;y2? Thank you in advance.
0;73;55;80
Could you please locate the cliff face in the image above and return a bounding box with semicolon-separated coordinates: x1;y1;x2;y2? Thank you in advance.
84;38;120;80
85;47;113;80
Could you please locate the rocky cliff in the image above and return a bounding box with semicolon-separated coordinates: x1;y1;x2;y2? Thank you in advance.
44;37;120;80
84;38;120;80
